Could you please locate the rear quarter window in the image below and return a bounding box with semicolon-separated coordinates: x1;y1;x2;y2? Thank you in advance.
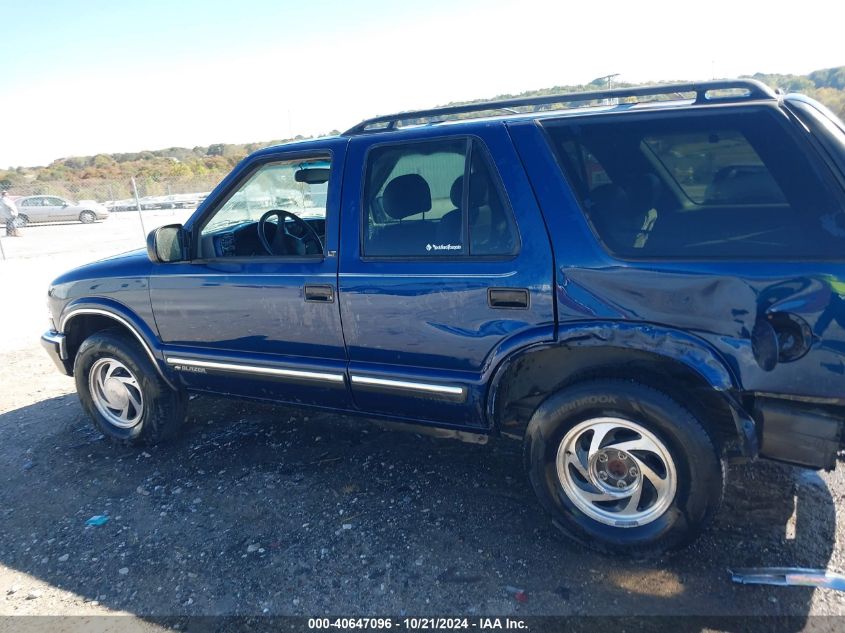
544;108;845;259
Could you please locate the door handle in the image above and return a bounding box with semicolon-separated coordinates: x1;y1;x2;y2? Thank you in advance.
304;284;334;303
488;288;529;309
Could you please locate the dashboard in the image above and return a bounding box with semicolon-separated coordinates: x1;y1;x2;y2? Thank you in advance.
202;218;327;258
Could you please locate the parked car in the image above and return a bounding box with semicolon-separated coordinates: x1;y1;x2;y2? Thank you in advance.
103;199;137;212
16;195;110;224
160;194;201;209
140;195;201;210
41;80;845;554
106;193;204;212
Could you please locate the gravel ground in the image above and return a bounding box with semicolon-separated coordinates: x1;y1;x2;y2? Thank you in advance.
1;341;845;630
2;214;845;631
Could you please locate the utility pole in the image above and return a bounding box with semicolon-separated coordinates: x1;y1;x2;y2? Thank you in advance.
595;73;621;105
131;176;147;240
0;186;8;260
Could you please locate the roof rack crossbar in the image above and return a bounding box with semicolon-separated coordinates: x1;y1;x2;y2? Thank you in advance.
343;79;777;135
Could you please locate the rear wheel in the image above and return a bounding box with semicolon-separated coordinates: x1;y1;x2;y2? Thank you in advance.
524;379;725;555
74;329;185;444
16;214;29;226
79;210;96;224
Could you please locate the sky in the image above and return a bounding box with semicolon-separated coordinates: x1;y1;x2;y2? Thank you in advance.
1;0;843;167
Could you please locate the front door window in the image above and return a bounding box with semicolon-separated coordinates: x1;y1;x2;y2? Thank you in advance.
198;156;331;258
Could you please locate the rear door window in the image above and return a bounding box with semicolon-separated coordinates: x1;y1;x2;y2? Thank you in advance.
545;108;845;259
363;138;518;257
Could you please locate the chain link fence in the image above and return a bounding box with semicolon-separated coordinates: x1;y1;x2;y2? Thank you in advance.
0;174;225;261
5;175;223;211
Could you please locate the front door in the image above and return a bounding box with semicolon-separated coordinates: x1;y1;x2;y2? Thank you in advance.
149;139;351;408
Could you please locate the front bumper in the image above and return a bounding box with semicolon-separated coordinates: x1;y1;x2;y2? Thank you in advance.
41;330;71;376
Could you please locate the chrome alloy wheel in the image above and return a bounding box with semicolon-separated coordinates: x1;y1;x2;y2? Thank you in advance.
556;417;677;527
88;357;144;429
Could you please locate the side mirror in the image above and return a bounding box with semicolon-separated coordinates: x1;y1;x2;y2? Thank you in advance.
147;224;187;263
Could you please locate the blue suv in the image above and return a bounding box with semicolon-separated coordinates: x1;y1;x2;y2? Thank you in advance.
41;80;845;554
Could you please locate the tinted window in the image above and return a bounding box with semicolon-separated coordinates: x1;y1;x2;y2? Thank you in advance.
547;109;845;259
466;149;519;256
363;138;518;257
643;131;786;205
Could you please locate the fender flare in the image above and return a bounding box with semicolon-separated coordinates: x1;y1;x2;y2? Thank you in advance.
560;321;738;389
59;299;176;389
486;321;758;458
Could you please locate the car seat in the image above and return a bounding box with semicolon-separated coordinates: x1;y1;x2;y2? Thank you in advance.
367;174;437;256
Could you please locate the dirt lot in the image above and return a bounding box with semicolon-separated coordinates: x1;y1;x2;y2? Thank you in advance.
2;218;845;631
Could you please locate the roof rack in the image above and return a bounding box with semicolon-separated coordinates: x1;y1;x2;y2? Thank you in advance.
343;79;777;135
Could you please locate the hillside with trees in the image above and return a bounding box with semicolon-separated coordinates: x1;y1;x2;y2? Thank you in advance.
438;66;845;120
1;66;842;202
751;66;845;118
0;137;329;202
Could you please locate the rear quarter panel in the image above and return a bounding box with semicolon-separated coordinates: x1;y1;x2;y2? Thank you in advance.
508;117;845;405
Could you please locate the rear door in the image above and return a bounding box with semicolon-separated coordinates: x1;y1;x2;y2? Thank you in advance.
338;126;555;429
21;197;47;221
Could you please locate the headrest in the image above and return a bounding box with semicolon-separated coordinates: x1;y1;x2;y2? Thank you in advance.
449;174;490;208
382;174;431;220
588;184;629;213
626;173;662;213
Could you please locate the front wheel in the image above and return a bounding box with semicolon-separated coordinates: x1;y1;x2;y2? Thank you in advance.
524;379;725;555
79;210;96;224
16;214;29;227
74;329;185;444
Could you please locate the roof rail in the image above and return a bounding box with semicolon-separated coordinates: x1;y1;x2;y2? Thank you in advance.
343;79;777;135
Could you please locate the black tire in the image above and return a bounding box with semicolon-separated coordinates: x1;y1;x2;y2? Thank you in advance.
16;214;29;227
524;379;725;555
79;210;96;224
74;329;185;445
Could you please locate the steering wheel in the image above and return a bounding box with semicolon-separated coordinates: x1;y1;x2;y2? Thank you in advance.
257;209;323;256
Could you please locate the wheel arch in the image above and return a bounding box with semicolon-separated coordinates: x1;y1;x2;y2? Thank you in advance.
60;303;175;388
488;322;757;460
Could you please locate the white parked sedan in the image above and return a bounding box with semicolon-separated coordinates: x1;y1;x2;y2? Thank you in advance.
15;195;110;224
